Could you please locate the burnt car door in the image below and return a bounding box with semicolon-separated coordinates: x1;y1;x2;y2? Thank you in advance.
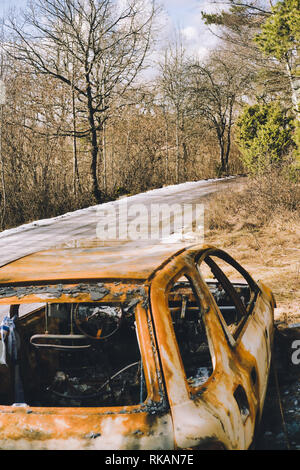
150;254;250;449
150;248;274;450
196;250;274;407
195;249;274;443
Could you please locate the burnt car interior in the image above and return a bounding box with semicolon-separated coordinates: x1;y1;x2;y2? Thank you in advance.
167;253;260;386
168;276;214;387
0;252;260;411
0;300;147;408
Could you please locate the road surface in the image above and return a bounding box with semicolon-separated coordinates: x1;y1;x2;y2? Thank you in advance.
0;177;240;267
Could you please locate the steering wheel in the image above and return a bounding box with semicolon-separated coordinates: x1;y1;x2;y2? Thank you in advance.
74;304;123;340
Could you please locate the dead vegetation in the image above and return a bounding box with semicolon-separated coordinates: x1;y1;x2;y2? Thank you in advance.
205;172;300;324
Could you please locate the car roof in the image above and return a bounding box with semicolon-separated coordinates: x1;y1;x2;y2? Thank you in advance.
0;240;207;284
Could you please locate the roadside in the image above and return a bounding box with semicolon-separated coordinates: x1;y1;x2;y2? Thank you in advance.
204;176;300;325
204;174;300;450
205;218;300;325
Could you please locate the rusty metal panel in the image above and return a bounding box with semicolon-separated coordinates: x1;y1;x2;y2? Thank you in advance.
0;282;148;305
0;243;275;450
0;407;174;450
0;291;174;449
149;246;275;450
0;241;188;284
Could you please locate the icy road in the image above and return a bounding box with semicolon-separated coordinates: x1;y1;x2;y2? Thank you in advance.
0;177;240;267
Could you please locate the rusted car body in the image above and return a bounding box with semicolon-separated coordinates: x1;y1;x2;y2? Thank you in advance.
0;241;275;450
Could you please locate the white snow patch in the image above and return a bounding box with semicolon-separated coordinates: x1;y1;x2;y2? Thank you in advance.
0;177;234;240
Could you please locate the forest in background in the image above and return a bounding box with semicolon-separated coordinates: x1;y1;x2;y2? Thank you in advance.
0;0;298;230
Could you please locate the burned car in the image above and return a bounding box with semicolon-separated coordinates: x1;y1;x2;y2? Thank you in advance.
0;241;275;450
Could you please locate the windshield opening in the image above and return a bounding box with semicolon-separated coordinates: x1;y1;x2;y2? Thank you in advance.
0;299;147;408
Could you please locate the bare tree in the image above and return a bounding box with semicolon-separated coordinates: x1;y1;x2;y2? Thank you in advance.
5;0;158;202
158;39;191;183
189;51;253;174
0;19;6;229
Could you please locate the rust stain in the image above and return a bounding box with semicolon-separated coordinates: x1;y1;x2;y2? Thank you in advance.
0;242;275;450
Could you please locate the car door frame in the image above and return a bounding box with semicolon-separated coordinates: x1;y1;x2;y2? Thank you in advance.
195;248;275;439
149;248;261;449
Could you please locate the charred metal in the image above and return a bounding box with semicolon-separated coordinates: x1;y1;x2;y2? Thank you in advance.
0;283;110;301
0;243;275;450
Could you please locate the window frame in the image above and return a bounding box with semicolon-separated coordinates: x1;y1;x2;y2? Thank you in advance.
166;269;215;394
1;294;166;413
196;249;260;341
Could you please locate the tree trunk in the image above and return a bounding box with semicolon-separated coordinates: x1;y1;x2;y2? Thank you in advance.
217;129;226;174
175;111;180;184
220;145;225;173
90;126;102;203
180;116;188;179
164;113;169;184
86;80;102;203
0;103;6;230
102;123;107;193
224;106;233;174
72;88;80;196
285;56;300;119
182;141;188;179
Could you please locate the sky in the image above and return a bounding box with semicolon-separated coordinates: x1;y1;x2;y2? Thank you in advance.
0;0;220;59
160;0;220;57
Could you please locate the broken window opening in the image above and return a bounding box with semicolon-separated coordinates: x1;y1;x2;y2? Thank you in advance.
168;275;213;388
233;384;250;423
0;299;148;408
197;254;259;339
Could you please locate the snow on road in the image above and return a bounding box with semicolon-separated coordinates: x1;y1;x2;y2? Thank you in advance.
0;177;238;267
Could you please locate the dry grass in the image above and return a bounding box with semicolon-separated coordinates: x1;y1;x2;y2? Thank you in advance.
205;173;300;325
